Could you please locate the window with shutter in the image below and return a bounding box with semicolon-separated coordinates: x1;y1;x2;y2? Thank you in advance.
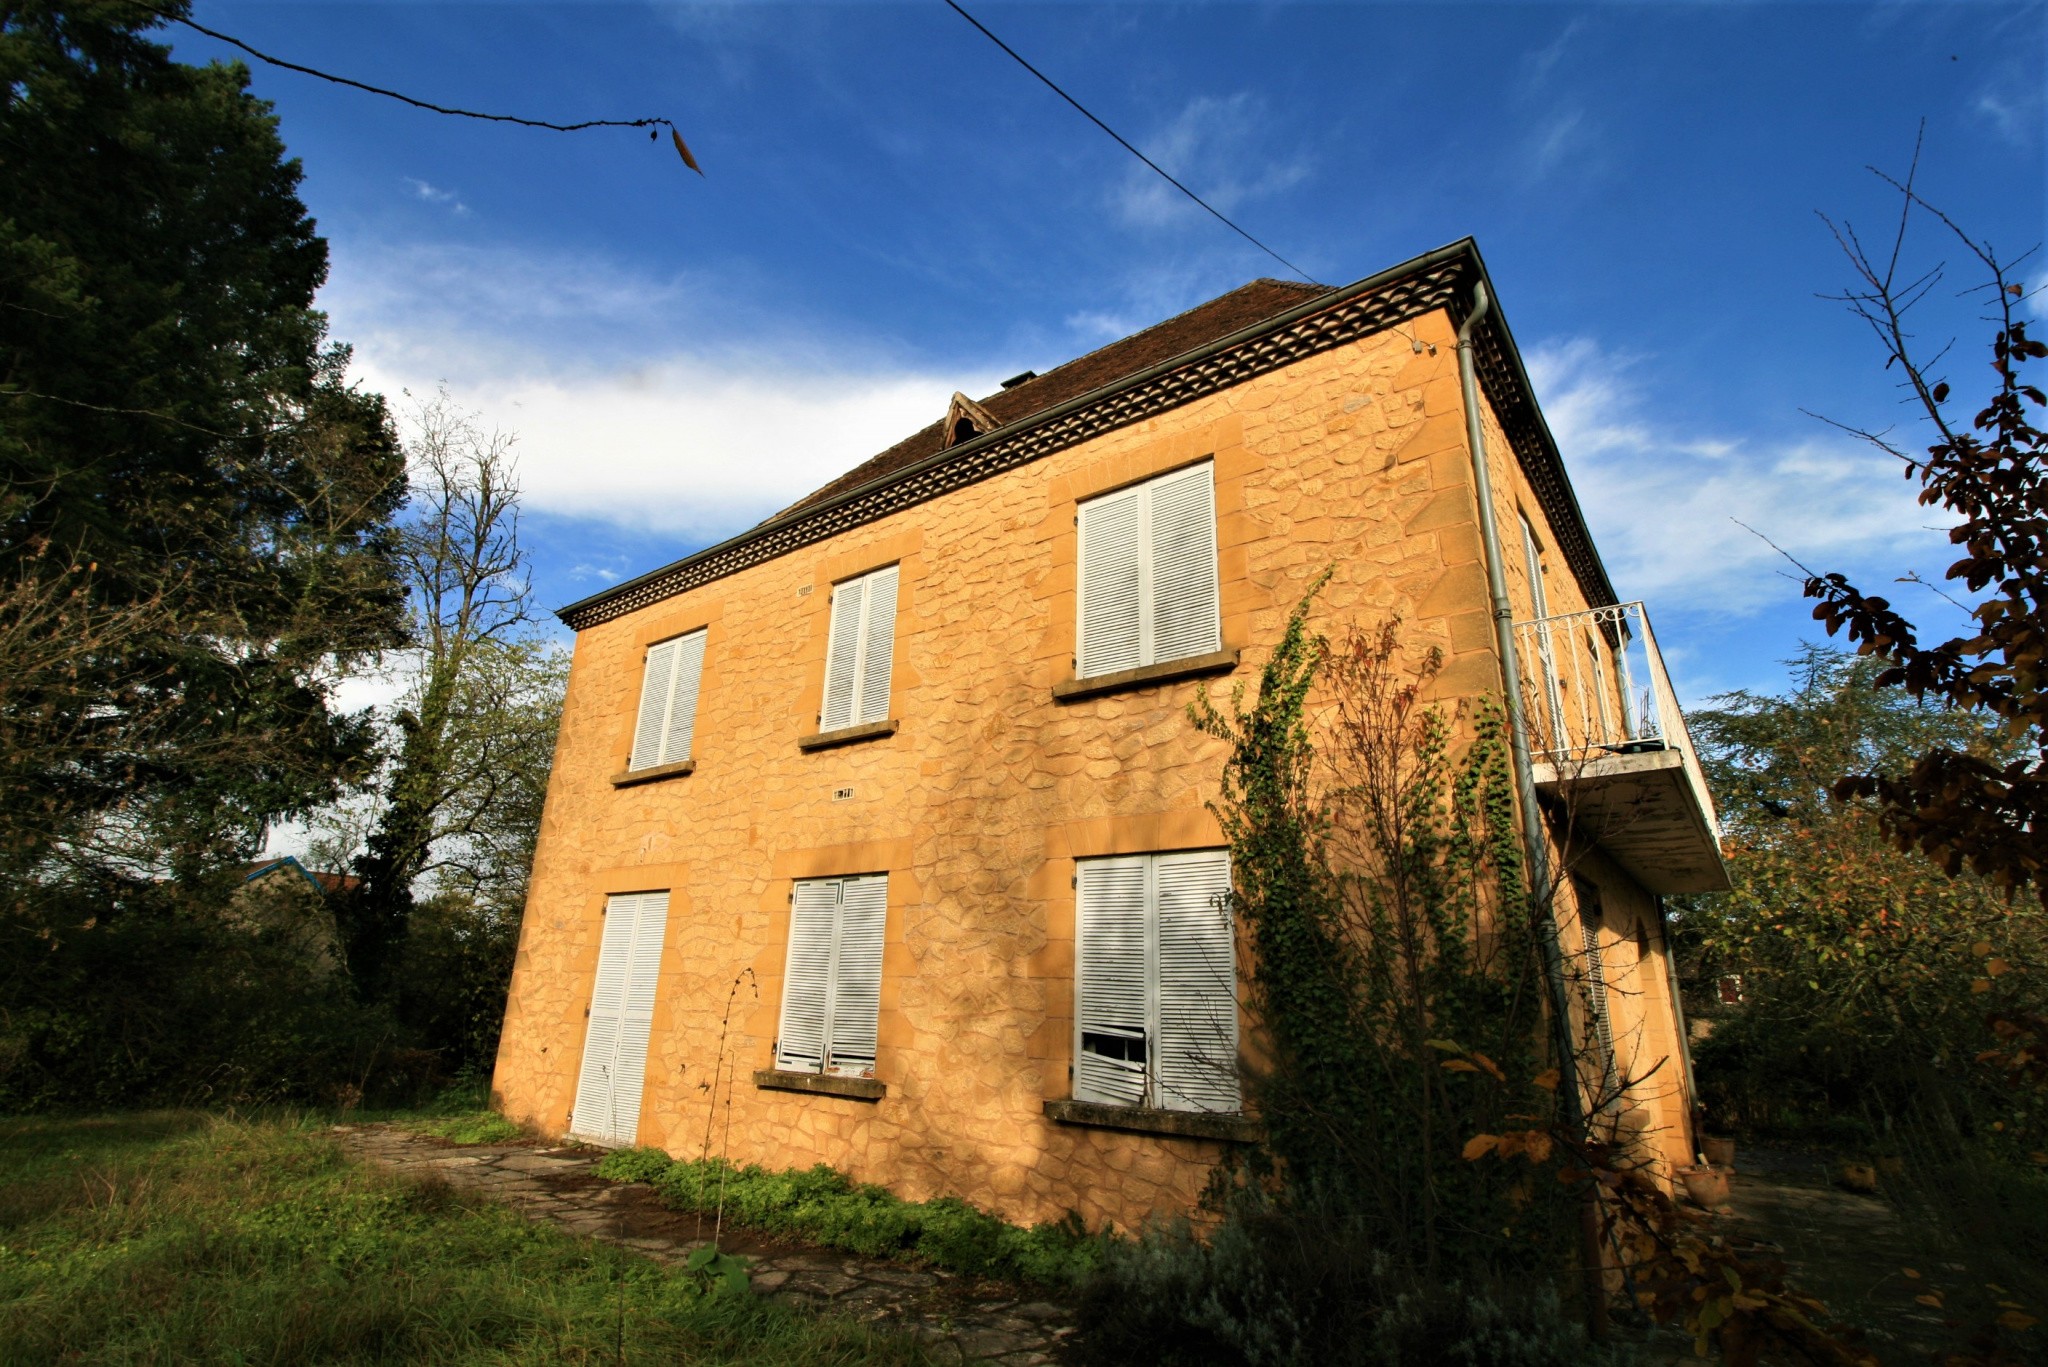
571;891;671;1145
1076;463;1219;679
820;566;899;732
1074;849;1238;1113
775;874;889;1077
1572;877;1620;1099
629;630;707;770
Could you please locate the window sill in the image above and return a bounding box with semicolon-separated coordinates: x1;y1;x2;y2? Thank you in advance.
797;719;899;751
1052;649;1239;704
1043;1098;1262;1143
610;759;696;788
752;1069;885;1101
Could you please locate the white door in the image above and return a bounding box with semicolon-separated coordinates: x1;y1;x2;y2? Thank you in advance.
570;891;670;1145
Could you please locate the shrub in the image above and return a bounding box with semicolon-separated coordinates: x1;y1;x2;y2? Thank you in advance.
593;1149;1098;1285
1076;1199;1630;1367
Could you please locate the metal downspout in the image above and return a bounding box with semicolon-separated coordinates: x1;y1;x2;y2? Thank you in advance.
1456;283;1607;1334
1454;281;1583;1133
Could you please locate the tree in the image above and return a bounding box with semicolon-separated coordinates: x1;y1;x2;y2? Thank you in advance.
0;0;408;889
1802;161;2046;904
1678;648;2044;1133
340;395;537;991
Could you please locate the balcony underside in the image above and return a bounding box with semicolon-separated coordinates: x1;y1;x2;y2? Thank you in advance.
1532;747;1732;895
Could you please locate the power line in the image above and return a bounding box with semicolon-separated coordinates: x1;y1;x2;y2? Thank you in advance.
126;2;703;171
939;0;1311;283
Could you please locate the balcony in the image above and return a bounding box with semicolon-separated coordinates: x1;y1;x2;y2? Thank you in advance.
1513;602;1731;895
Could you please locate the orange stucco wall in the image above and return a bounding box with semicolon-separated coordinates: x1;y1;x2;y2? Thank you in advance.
491;305;1693;1230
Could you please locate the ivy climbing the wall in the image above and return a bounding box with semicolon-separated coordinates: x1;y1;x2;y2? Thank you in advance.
1079;581;1597;1366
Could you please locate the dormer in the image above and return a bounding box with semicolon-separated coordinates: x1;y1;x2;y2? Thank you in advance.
942;391;1002;449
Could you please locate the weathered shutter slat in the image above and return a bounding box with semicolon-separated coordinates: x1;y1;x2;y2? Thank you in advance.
1153;850;1238;1113
855;566;898;725
1147;464;1221;667
1075;857;1149;1106
826;875;887;1075
660;631;707;765
820;577;864;732
1077;487;1144;677
629;640;679;771
776;880;838;1072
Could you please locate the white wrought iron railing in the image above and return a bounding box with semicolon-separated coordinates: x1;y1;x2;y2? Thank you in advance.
1511;601;1688;766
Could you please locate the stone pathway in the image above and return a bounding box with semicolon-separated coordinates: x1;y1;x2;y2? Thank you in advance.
330;1124;1075;1366
1717;1147;1960;1363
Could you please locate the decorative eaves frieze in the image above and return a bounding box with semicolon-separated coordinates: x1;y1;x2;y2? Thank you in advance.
560;245;1612;631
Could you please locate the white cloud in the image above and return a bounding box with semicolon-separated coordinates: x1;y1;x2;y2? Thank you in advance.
1522;108;1594;183
403;177;470;216
321;240;1001;538
1522;17;1588;88
1114;93;1311;230
1527;338;1941;616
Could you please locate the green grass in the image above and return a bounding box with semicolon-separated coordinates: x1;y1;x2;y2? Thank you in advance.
595;1147;1101;1287
0;1112;933;1366
408;1112;526;1146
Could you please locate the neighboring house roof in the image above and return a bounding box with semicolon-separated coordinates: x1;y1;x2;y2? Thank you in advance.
239;856;359;897
558;238;1613;632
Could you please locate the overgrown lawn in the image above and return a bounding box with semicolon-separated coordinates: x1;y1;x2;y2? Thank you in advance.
0;1112;930;1366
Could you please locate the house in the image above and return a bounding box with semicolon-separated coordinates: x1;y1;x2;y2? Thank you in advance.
223;855;355;975
489;240;1729;1232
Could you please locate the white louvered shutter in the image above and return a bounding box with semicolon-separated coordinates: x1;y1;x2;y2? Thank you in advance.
659;631;707;765
856;566;898;726
629;640;679;771
1077;486;1144;678
1152;851;1238;1113
1148;465;1221;666
776;880;838;1072
1581;915;1618;1091
1075;857;1150;1106
572;892;669;1144
606;891;669;1141
820;579;864;733
826;875;887;1076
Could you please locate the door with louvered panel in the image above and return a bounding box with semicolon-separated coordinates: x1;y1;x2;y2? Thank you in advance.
570;891;670;1145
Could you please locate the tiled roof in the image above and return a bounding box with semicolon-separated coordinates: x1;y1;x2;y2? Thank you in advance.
760;279;1332;525
557;240;1616;630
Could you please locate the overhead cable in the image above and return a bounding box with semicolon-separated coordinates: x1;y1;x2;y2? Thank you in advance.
940;0;1311;283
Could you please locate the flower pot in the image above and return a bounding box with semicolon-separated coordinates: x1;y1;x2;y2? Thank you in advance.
1679;1165;1731;1209
1702;1136;1736;1169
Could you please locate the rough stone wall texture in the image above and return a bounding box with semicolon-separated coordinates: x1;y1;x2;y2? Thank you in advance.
492;306;1691;1231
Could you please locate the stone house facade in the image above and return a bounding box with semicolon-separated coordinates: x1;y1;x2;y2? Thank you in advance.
489;240;1729;1232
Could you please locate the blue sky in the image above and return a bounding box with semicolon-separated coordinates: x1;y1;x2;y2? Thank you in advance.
169;0;2045;706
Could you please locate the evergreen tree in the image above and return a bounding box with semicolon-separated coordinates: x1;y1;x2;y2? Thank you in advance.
0;0;407;887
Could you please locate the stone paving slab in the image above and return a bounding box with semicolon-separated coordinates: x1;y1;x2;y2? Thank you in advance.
331;1123;1075;1365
